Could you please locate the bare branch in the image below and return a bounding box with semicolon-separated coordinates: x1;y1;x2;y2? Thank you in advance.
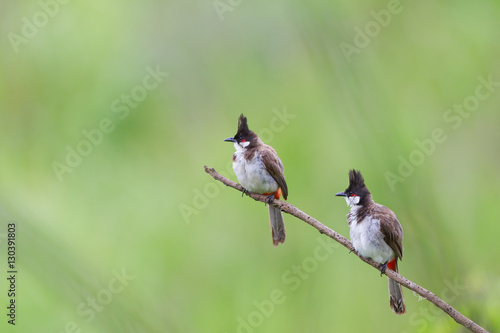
204;165;489;333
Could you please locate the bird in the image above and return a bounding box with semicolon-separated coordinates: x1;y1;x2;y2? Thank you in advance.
224;114;288;246
335;169;406;315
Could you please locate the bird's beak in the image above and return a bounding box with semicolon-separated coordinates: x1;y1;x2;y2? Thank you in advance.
224;137;236;143
335;191;346;197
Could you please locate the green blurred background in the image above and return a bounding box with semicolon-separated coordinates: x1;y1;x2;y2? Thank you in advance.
1;1;499;332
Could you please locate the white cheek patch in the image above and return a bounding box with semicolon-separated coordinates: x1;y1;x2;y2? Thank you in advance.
345;195;360;207
240;141;250;148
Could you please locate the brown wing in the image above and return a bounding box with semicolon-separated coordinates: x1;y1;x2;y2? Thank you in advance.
259;145;288;200
371;204;403;260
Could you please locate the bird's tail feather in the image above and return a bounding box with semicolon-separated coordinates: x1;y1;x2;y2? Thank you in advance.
388;259;406;315
269;205;285;246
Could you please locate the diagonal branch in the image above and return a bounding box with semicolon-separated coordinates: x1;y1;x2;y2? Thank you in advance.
204;165;489;333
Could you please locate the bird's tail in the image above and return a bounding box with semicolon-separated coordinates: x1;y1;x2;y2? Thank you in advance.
269;205;285;246
265;189;286;246
388;259;406;315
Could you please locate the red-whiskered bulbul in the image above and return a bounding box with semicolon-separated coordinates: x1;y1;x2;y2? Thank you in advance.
224;114;288;246
335;169;406;315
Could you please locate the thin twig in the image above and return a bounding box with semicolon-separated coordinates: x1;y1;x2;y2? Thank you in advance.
204;165;489;333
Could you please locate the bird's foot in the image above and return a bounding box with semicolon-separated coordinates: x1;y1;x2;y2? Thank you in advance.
265;193;275;205
241;188;249;197
379;260;389;277
349;248;356;254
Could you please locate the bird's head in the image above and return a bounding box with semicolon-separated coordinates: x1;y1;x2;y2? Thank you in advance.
224;114;260;150
335;169;371;207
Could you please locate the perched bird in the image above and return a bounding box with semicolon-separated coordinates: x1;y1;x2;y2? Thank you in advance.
336;169;406;314
224;114;288;246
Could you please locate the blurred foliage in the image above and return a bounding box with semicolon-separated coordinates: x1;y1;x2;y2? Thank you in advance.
1;1;499;332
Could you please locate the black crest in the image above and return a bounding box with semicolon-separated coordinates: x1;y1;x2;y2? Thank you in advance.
233;114;258;145
236;114;250;136
348;169;365;189
344;169;371;200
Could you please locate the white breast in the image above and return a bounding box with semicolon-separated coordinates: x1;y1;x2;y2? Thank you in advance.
232;150;278;194
348;210;394;264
